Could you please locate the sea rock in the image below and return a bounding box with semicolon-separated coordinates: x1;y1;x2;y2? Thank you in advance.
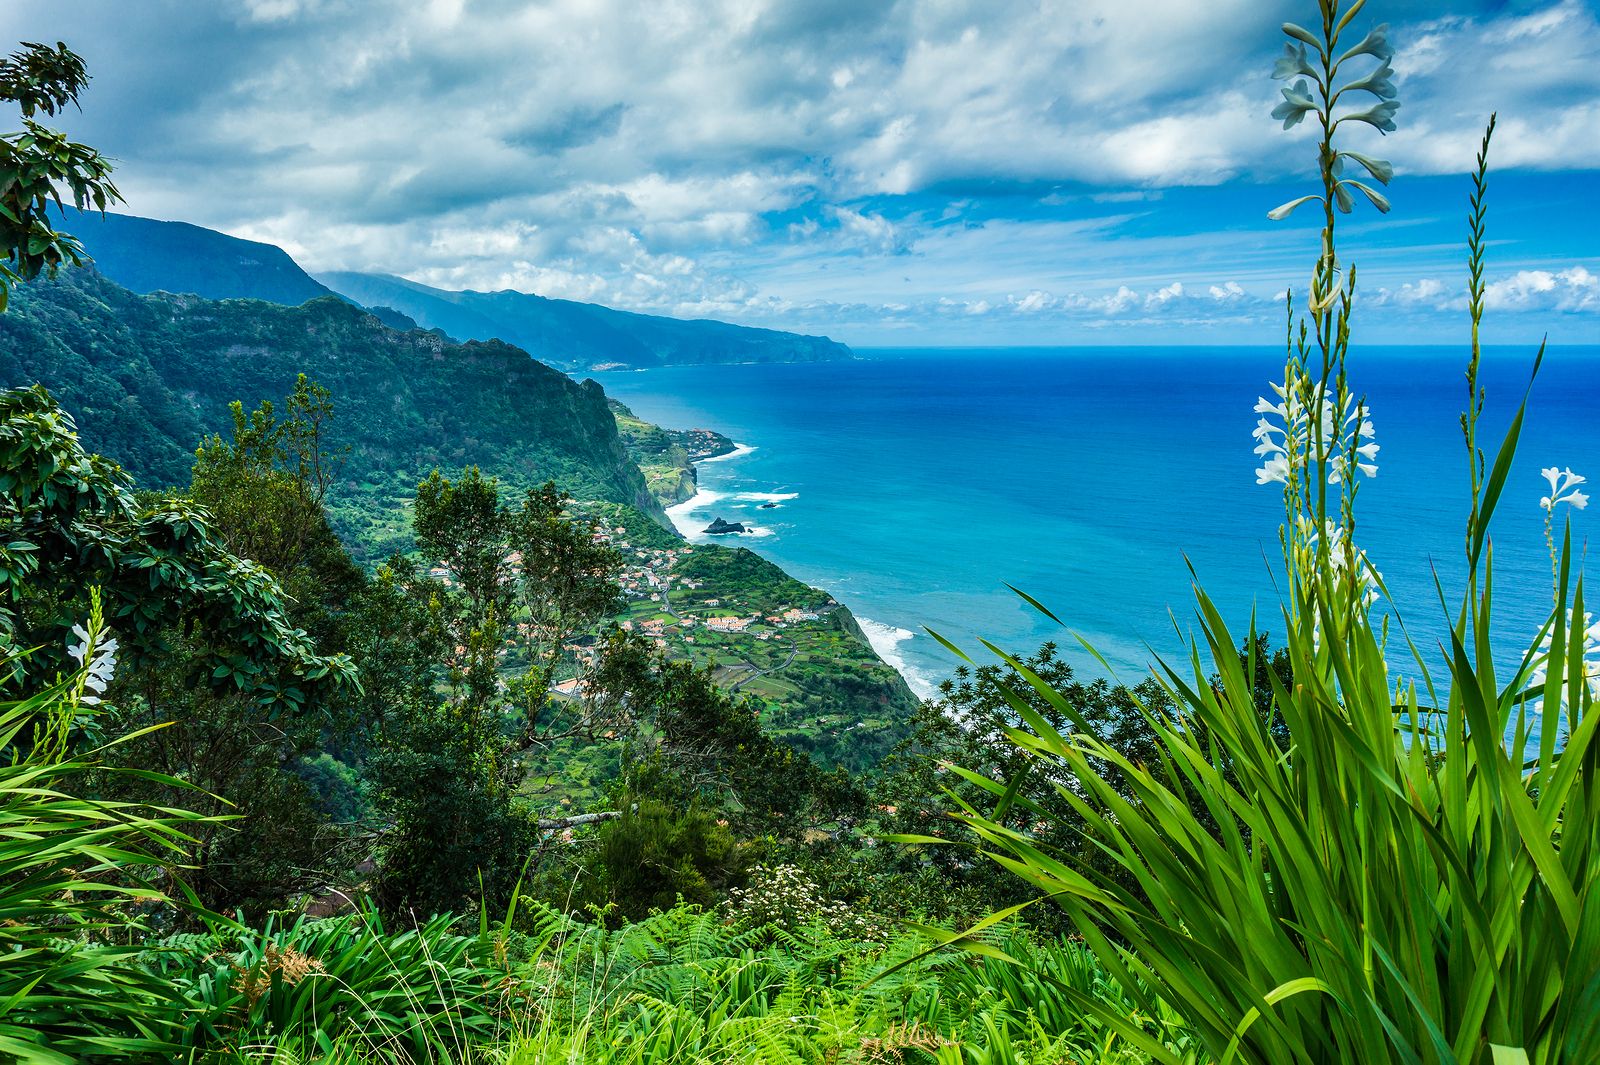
704;517;747;535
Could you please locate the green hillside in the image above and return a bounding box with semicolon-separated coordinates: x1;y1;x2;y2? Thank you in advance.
0;268;663;556
55;208;337;305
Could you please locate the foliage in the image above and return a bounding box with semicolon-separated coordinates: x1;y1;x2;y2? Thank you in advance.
563;799;746;924
674;544;820;611
0;41;120;310
0;597;209;1064
0;384;353;704
367;470;625;917
935;5;1600;1063
593;632;864;833
124;379;369;913
490;900;1187;1065
145;906;513;1063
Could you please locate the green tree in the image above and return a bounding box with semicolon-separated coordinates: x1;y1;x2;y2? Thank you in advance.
367;470;625;917
591;630;862;835
0;41;120;309
0;384;351;705
107;379;367;911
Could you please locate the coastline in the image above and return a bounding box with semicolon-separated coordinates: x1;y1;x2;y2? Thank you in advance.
674;440;937;702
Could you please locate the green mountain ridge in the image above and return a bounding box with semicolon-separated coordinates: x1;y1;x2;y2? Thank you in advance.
0;268;663;555
319;270;856;372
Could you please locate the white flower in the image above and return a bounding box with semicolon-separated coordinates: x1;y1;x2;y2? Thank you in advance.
1540;467;1589;512
66;622;118;705
67;622;91;665
1253;378;1377;486
1530;612;1600;700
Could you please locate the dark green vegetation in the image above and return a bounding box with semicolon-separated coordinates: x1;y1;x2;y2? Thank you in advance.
54;208;337;304
319;269;856;372
0;267;662;555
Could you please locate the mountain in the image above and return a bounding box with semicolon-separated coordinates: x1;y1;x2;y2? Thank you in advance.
0;268;662;557
54;209;337;305
49;209;854;372
318;271;855;372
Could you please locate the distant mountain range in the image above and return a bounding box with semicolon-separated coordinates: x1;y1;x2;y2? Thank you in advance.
57;210;854;371
316;271;854;372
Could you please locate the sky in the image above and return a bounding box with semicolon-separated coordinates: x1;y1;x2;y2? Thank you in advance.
3;0;1597;346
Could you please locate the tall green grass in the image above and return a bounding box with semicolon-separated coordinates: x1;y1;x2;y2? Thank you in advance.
0;595;210;1063
917;3;1599;1063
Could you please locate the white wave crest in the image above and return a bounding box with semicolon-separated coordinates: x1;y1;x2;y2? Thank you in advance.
857;617;938;699
665;489;724;538
699;443;757;465
735;491;798;503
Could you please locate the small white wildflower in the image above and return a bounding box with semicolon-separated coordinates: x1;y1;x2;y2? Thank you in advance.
67;622;91;666
66;622;119;705
1540;467;1589;512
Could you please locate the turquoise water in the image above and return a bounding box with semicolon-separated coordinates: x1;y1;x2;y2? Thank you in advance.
592;347;1599;698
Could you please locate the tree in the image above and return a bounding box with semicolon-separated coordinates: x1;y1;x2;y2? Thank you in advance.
367;470;626;917
412;468;624;752
588;629;862;835
0;385;351;704
0;41;120;309
101;380;366;911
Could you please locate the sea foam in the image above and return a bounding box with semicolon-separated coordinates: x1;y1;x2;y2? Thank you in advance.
857;617;938;700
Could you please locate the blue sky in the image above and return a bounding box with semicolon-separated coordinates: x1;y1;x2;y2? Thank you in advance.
3;0;1597;345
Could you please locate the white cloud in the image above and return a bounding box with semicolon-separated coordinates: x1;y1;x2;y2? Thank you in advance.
0;0;1595;340
1369;268;1599;315
1484;266;1599;313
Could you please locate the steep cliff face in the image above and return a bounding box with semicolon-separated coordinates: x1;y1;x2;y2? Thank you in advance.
0;269;665;556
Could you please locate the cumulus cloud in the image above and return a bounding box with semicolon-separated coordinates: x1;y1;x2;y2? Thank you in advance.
1369;268;1598;315
1484;266;1599;313
0;0;1593;338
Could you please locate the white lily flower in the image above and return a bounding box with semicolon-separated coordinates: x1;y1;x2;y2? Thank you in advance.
1540;466;1589;511
67;622;91;666
1253;381;1377;486
1257;455;1291;485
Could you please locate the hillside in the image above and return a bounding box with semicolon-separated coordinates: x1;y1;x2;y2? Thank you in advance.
0;267;916;746
54;209;337;305
320;271;856;372
0;268;662;556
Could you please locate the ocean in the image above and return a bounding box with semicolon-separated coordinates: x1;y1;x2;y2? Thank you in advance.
592;346;1600;701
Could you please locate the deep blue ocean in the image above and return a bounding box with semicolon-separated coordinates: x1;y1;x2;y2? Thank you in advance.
593;346;1599;699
